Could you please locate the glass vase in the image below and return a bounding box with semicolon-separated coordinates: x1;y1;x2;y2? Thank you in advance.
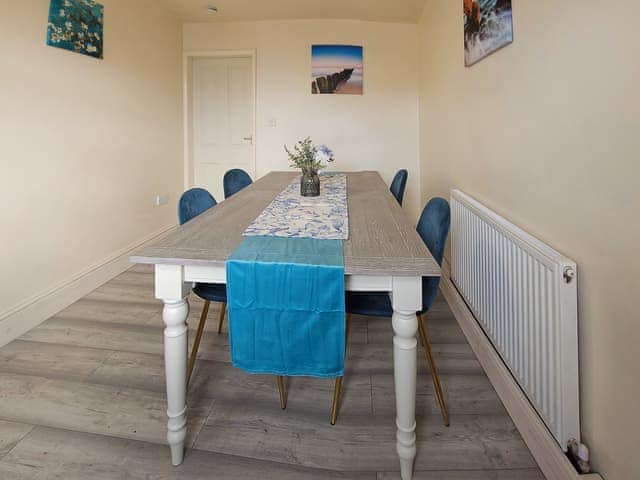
300;169;320;197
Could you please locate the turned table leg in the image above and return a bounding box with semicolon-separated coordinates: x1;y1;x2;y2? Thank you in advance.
156;265;191;466
391;277;422;480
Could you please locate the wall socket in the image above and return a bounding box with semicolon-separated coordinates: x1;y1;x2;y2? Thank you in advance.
156;194;169;206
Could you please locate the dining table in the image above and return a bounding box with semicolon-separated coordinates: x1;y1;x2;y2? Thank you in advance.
129;171;441;480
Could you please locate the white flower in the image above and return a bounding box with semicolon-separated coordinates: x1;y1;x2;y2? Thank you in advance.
86;45;97;53
315;145;334;165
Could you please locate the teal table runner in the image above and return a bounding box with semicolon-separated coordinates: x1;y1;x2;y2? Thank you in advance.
226;236;345;377
227;174;348;377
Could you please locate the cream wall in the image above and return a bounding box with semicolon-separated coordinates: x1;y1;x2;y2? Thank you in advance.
183;20;421;220
0;1;183;320
418;1;639;479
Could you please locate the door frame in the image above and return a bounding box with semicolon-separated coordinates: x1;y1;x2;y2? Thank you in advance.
182;49;257;191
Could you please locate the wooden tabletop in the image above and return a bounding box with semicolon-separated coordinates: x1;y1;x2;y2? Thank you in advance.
130;171;440;277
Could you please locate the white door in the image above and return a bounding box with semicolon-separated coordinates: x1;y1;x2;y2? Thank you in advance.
192;56;254;201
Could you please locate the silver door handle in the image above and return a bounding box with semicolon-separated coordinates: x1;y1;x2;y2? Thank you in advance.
243;135;253;142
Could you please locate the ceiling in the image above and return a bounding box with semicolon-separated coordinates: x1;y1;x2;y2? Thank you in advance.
158;0;427;24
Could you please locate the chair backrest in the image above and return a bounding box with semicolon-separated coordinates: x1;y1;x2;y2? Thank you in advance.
178;188;217;225
223;169;253;199
390;169;408;206
417;197;451;312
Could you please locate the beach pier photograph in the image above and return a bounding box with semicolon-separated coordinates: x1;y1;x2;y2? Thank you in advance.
311;44;363;94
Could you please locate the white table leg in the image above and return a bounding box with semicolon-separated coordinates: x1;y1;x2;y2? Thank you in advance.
391;277;422;480
156;265;191;466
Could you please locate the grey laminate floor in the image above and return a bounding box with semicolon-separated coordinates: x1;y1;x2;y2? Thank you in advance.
0;265;544;479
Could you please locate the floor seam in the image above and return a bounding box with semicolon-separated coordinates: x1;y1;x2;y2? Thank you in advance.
0;418;176;452
190;397;217;450
82;349;118;383
0;423;35;462
3;338;144;356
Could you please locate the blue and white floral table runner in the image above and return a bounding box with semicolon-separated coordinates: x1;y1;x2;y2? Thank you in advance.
226;173;348;377
243;173;348;240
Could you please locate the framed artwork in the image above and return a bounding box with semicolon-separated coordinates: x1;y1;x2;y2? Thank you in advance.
311;45;363;95
464;0;513;66
46;0;104;59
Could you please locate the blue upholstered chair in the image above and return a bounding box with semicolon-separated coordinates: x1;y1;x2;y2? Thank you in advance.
178;187;287;407
223;169;253;199
178;188;216;224
390;169;408;206
330;197;451;426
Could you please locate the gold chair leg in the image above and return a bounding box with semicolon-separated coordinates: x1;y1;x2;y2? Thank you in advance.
330;314;351;425
277;376;287;410
217;302;227;334
418;314;450;426
187;300;210;385
330;377;343;425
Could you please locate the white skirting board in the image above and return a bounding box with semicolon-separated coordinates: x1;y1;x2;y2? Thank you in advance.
440;258;604;480
0;226;176;348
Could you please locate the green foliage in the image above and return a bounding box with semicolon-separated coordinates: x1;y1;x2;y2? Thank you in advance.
285;137;317;172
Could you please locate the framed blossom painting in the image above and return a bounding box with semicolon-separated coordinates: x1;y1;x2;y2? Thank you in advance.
464;0;513;66
46;0;104;59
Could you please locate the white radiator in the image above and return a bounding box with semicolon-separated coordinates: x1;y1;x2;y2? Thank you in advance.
450;189;580;449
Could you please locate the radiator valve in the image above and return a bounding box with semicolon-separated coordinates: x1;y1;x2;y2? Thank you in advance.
567;439;591;473
563;266;576;284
